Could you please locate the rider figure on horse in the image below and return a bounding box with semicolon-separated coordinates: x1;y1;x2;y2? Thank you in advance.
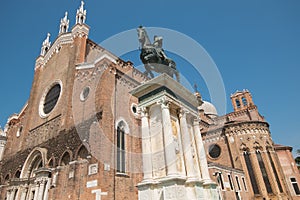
137;26;180;82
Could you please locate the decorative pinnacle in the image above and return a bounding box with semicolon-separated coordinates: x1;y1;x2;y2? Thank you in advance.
40;33;51;56
59;11;69;34
76;1;87;24
45;33;50;43
63;12;68;20
43;33;51;47
80;1;85;12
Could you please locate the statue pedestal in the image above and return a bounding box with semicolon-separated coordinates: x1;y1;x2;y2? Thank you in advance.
138;177;218;200
131;74;219;200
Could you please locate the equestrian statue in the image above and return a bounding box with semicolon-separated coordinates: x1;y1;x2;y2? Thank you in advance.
137;26;180;82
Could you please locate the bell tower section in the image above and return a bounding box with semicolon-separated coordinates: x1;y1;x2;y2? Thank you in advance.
231;89;255;112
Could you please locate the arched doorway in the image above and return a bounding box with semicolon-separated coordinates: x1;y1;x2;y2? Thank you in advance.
6;148;52;200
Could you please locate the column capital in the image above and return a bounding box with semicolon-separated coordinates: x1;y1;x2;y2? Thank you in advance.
158;97;171;109
21;186;28;192
193;117;200;126
178;107;189;118
139;106;148;117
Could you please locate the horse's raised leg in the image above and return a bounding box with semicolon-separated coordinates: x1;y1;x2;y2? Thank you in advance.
144;64;154;78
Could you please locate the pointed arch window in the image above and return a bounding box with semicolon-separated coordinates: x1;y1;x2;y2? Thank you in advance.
61;152;71;166
243;151;259;194
256;151;273;194
15;170;21;178
117;125;125;173
77;145;89;160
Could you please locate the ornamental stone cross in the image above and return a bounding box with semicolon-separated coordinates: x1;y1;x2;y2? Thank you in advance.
92;189;108;200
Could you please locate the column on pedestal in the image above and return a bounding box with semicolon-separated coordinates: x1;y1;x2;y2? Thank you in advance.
179;108;198;180
20;187;28;200
193;119;211;181
38;179;46;200
33;182;39;200
140;107;153;181
10;188;17;200
6;190;11;200
43;179;50;200
160;98;177;176
7;189;13;200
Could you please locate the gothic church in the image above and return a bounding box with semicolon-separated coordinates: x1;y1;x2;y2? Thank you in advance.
0;2;299;200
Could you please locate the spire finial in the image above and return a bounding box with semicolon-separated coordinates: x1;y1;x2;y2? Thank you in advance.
59;11;69;34
40;33;51;56
80;1;85;11
64;11;68;20
76;1;87;24
46;33;50;42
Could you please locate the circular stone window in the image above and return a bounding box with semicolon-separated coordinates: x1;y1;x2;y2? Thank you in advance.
208;144;221;159
80;87;90;101
39;81;62;117
131;103;138;115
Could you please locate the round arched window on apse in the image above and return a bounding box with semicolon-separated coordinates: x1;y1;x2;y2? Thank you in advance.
208;144;221;159
39;81;62;117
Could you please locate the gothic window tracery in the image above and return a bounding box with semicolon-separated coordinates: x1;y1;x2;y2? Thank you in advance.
243;151;259;194
29;156;43;178
256;151;273;194
117;125;125;173
267;151;283;192
43;84;61;114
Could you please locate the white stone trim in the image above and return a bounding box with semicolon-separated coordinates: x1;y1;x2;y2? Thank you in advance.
86;180;98;188
35;33;73;69
76;54;116;71
88;163;98;175
94;54;117;65
76;63;95;70
115;118;130;134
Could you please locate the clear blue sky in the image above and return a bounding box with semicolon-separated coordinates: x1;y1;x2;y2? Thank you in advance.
0;1;299;154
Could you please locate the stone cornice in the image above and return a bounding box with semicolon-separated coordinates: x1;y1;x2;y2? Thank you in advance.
202;121;270;143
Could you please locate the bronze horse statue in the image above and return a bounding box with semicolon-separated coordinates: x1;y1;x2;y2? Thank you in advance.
137;26;180;82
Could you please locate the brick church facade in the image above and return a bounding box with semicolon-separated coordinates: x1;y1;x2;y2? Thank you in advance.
0;2;299;200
